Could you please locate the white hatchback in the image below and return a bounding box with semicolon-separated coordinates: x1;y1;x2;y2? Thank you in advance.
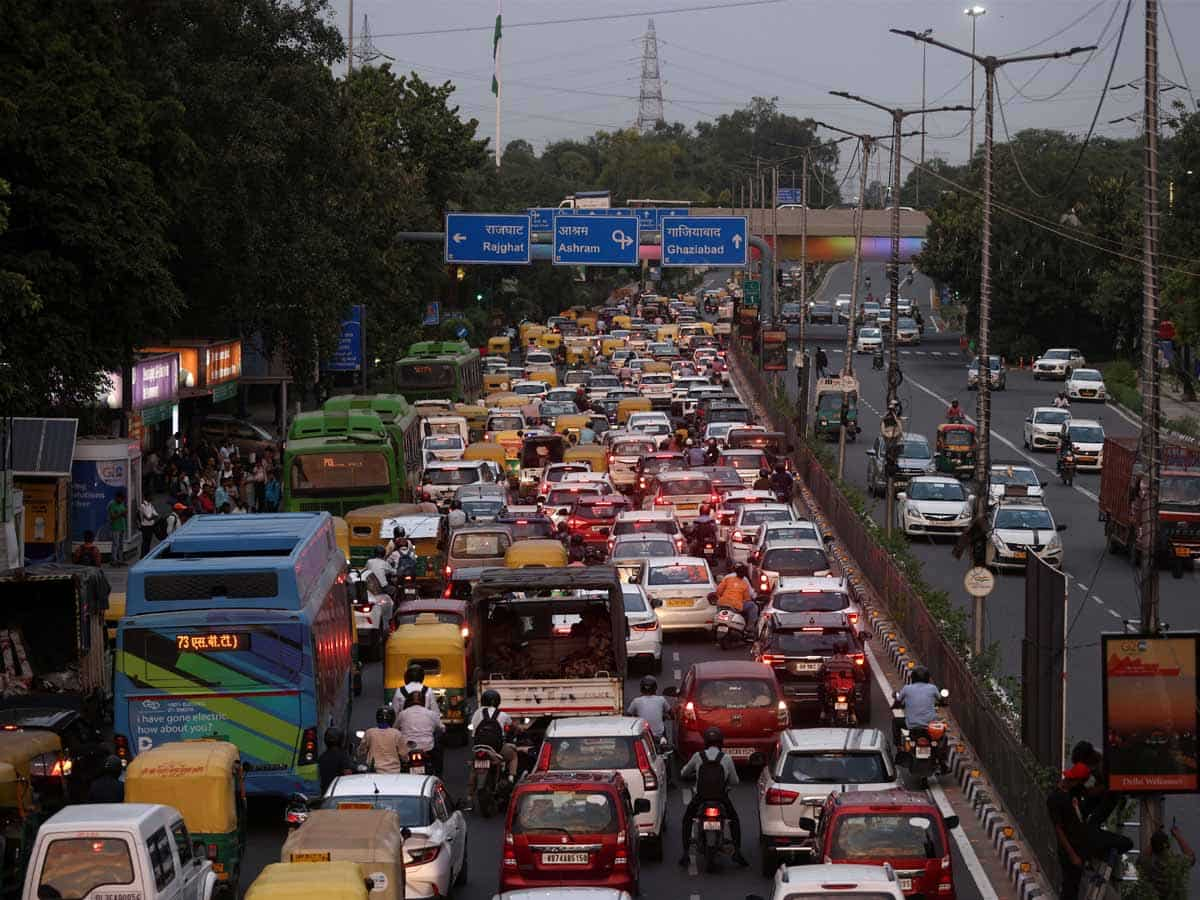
1066;367;1107;401
638;556;717;632
622;582;663;673
756;864;906;899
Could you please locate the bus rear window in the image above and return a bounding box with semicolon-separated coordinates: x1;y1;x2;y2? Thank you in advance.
289;453;390;496
398;362;454;387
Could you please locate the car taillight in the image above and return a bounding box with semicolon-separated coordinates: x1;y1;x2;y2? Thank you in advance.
852;653;865;667
354;603;372;613
535;742;552;771
567;517;581;528
777;700;790;727
732;530;743;542
299;727;318;765
764;788;799;805
632;620;659;631
917;736;930;747
847;612;858;624
682;701;697;724
408;844;441;865
114;734;130;762
634;740;658;791
655;496;670;505
703;806;722;819
760;654;779;665
503;831;516;867
207;843;218;860
759;575;769;590
675;537;685;550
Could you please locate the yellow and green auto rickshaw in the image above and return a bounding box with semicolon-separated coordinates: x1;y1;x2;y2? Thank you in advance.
519;433;567;499
563;443;607;474
0;729;73;892
504;539;569;568
384;618;470;744
813;379;860;442
344;503;428;568
536;331;563;354
453;404;489;442
124;740;247;892
483;372;511;394
935;422;978;479
564;342;595;366
244;861;373;900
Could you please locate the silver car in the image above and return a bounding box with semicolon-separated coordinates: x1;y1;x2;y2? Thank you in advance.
895;475;972;537
989;502;1066;569
610;533;678;583
866;433;936;496
638;556;717;632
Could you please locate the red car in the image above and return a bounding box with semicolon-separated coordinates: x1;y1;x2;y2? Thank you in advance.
669;659;789;764
567;496;633;548
500;771;649;894
800;789;959;898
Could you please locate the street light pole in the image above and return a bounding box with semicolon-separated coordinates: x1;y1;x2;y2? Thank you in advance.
964;6;986;161
919;28;933;205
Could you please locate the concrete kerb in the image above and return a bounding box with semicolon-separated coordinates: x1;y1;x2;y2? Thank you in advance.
725;357;1053;900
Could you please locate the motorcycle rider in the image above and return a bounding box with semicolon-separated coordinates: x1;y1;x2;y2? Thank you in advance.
626;675;673;741
817;637;858;718
678;727;748;868
398;689;445;774
946;399;964;422
893;666;949;774
685;438;707;467
391;663;440;716
715;563;757;635
318;727;355;793
1053;391;1071;410
568;532;587;564
690;505;718;556
752;468;772;491
356;706;407;774
468;689;519;795
87;755;125;803
703;439;721;466
769;464;794;503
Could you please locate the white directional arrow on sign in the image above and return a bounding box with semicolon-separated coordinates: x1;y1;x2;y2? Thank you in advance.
452;233;466;244
612;229;634;250
731;234;743;249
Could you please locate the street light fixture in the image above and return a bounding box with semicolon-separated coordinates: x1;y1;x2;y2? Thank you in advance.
964;5;987;161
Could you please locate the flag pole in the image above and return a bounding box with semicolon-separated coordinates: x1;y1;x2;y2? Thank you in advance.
494;0;502;168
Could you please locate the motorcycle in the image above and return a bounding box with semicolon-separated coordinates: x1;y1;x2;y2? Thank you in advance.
818;663;859;727
470;744;513;818
403;742;428;776
285;792;315;828
945;412;966;424
893;689;951;788
690;801;736;873
686;524;720;565
1059;450;1076;487
872;348;884;370
713;604;755;650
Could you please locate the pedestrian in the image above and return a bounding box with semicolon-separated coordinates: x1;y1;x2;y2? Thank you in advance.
165;503;188;535
252;457;267;511
107;491;128;565
138;496;158;559
214;478;231;511
1047;762;1093;900
264;469;282;512
72;530;103;567
815;346;828;379
1141;824;1195;899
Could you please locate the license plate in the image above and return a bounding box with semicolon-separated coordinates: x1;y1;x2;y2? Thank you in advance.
473;759;491;769
542;852;589;865
677;503;698;511
726;746;753;759
337;802;373;810
290;852;332;862
899;878;913;891
702;820;722;831
594;526;610;535
1012;551;1027;560
410;766;425;775
1175;547;1192;558
916;746;932;759
791;662;820;673
667;598;693;608
835;701;848;710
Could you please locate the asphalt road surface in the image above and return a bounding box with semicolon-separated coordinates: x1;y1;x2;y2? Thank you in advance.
787;259;1200;891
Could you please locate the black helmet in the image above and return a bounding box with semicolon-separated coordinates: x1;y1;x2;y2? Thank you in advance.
833;637;850;655
703;726;724;748
481;689;501;708
375;544;388;559
376;705;396;726
951;398;960;406
640;675;658;695
570;533;584;545
405;663;425;684
103;754;123;777
324;727;344;749
759;468;770;478
734;563;748;578
911;665;930;684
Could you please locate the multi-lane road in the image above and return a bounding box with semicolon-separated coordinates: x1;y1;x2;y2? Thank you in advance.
787;259;1200;890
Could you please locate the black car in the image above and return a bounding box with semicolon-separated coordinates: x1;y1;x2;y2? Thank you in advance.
752;611;871;721
808;302;836;325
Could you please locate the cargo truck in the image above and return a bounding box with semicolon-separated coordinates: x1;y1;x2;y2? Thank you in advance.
1098;436;1200;577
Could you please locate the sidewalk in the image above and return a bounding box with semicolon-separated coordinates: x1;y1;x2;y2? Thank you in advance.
1161;379;1200;425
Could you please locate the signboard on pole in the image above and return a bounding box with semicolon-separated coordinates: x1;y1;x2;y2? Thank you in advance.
742;280;761;308
1101;632;1199;792
552;214;640;267
423;302;440;326
776;188;803;205
323;305;364;372
444;213;532;265
661;216;748;267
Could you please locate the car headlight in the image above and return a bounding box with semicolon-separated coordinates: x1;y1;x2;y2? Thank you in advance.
905;506;922;519
992;533;1007;550
1045;535;1062;552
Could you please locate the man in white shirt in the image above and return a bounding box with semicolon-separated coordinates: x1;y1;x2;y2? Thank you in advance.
390;663;440;716
398;691;445;774
138;498;159;559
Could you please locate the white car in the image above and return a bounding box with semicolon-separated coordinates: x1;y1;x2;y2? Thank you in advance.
421;434;465;465
727;503;796;564
1066;368;1108;402
988;463;1045;506
539;717;669;859
896;475;973;537
611;510;686;555
1032;347;1085;380
758;864;906;899
748;520;826;567
511;379;549;399
421;459;498;508
637;373;675;406
587;375;622;399
989;503;1066;569
321;774;466;898
702;420;745;446
626;410;672;438
1062;418;1106;470
536;461;592;502
855;327;883;354
621;582;663;672
756;728;899;874
1023;406;1072;451
760;576;861;630
715;489;777;543
639;556;717;632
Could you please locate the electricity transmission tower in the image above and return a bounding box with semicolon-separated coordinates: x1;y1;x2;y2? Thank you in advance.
353;15;385;68
635;19;665;132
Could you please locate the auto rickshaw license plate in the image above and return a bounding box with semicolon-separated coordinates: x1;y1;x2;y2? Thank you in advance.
667;599;692;607
543;852;589;865
291;852;332;862
1175;547;1191;557
1013;551;1027;560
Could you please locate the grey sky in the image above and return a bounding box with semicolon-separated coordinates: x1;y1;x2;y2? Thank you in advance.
329;0;1199;181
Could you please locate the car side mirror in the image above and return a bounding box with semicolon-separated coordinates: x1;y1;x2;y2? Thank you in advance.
1040;481;1048;488
662;686;679;698
633;797;651;814
865;449;877;457
401;827;413;841
1025;417;1032;423
1057;523;1068;532
798;816;817;832
944;815;960;830
650;596;662;608
192;840;207;860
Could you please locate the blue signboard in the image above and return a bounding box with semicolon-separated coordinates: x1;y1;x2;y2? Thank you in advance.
632;208;691;230
529;208;558;231
456;325;469;339
444;213;532;265
553;214;640;267
423;302;440;326
561;208;636;217
776;188;803;205
661;215;749;267
71;459;129;553
323;304;364;372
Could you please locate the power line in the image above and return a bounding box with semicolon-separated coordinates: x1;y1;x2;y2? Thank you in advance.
1000;0;1123;103
367;0;788;39
1159;0;1198;111
1005;0;1116;55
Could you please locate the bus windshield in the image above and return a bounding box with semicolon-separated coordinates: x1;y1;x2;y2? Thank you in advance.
398;362;454;388
289;452;391;496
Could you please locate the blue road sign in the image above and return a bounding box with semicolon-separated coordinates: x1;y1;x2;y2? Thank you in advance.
322;305;364;372
529;208;557;231
661;215;748;267
423;302;440;326
444;213;532;265
456;324;470;339
553;214;640;267
633;208;691;229
776;188;803;205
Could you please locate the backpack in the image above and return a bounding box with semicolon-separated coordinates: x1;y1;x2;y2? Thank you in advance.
695;750;728;800
154;516;169;541
474;707;504;751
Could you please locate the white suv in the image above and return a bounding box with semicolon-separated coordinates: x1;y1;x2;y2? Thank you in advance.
756;728;898;876
538;716;669;860
752;863;906;899
1032;347;1085;380
1023;406;1071;451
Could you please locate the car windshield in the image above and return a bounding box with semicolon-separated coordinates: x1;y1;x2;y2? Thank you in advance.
575;500;623;520
424;436;463;451
545;735;639;770
622;589;651;612
450;532;509;558
647;563;709;585
860;328;880;339
1073;370;1103;382
740;509;793;525
763;525;819;543
1034;409;1070;425
320;793;433;823
706;423;735;438
1069;426;1104;443
898;318;917;329
660;478;711;496
461;500;504;518
990;466;1039;486
909;481;966;501
548;488;600;506
763;548;830;575
768;631;847;654
613;519;678;537
1162;474;1200;506
771;591;848;613
512;790;618;835
613;539;675;559
614;440;657;456
830;813;945;860
502;517;554;540
488;415;524;431
542;401;579;417
514;384;544;395
696;678;777;709
899;440;931;460
640;456;685;475
424;467;480;486
995;508;1055;530
723;454;767;470
547;466;589;484
1044;350;1071;360
781;751;890;785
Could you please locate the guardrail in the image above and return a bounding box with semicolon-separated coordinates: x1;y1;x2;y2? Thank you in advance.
728;346;1061;884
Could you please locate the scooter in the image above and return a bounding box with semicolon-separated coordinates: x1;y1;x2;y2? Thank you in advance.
872;348;884;370
893;689;951;789
713;604;756;650
818;664;859;727
402;742;428;776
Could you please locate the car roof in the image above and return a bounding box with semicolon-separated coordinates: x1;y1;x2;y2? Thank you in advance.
545;716;647;738
831;789;941;812
720;448;767;456
44;804;175;829
774;575;848;593
516;771;623;788
613;532;674;543
736;503;791;517
781;727;888;754
778;864;900;888
1030;405;1065;414
656;470;711;482
994;502;1052;515
898;432;929;443
772;610;852;630
326;773;434;798
646;555;707;567
1069;418;1103;428
691;659;779;678
616;510;675;521
762;539;826;551
723;490;776;501
907;475;962;485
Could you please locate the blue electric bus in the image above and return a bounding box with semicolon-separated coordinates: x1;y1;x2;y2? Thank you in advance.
114;513;353;797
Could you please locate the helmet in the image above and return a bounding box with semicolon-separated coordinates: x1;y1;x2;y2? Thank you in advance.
759;468;770;478
775;464;786;474
375;544;388;559
699;504;711;515
703;726;724;748
640;675;658;695
833;637;850;655
324;727;344;749
376;705;397;726
405;663;425;684
911;665;930;684
103;755;123;777
685;438;693;447
734;564;748;578
481;689;501;708
951;398;960;406
392;526;405;539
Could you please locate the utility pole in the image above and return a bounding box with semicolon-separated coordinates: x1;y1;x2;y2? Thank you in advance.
918;28;933;205
772;165;780;327
797;153;810;434
892;30;1096;592
347;0;354;75
1137;0;1164;854
964;5;986;160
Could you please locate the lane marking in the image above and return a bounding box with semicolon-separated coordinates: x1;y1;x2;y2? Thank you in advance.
1094;596;1105;605
930;783;1003;900
1109;608;1123;618
673;668;682;682
673;650;681;662
1105;402;1140;428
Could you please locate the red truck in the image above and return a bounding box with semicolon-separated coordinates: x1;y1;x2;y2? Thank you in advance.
1099;436;1200;577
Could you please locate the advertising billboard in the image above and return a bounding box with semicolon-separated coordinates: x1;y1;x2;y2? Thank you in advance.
1102;633;1199;793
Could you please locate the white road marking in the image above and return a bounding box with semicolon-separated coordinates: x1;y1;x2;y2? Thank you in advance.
673;650;681;662
673;668;682;682
1109;608;1123;618
930;783;1003;900
1105;402;1140;427
1094;596;1105;605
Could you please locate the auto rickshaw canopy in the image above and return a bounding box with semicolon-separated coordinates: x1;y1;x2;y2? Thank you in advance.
563;444;607;472
280;808;407;873
505;539;569;568
937;423;977;449
245;862;370;900
124;740;241;833
385;621;467;694
521;434;567;469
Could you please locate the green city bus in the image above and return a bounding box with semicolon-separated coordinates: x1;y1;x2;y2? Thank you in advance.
281;411;401;516
323;394;423;500
387;341;483;403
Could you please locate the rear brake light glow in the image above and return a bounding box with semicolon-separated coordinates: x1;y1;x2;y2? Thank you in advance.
535;742;552;770
852;653;865;666
764;787;799;805
703;806;722;818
